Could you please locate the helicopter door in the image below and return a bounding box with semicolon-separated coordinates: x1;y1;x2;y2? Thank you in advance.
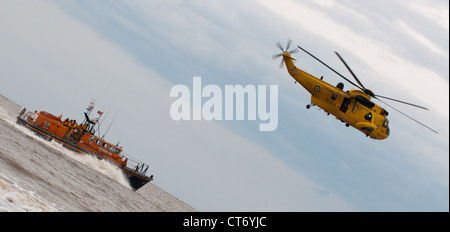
339;97;351;113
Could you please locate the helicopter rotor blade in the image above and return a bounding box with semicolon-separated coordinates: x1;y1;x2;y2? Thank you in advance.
333;51;430;111
279;58;285;69
288;48;299;54
375;97;438;134
375;95;429;110
334;52;367;90
272;53;283;60
276;42;284;52
298;45;364;91
274;40;296;69
286;39;293;52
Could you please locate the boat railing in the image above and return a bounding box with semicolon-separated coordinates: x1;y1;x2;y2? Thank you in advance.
18;108;36;122
121;152;150;175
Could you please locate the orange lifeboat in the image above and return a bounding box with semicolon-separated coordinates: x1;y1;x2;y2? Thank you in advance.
16;106;153;190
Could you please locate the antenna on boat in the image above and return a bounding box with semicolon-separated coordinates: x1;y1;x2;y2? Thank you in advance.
95;111;108;139
101;114;116;140
98;111;109;128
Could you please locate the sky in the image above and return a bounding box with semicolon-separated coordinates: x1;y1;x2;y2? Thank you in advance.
0;0;448;211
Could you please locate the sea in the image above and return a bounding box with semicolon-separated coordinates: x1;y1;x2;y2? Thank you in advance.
0;94;195;212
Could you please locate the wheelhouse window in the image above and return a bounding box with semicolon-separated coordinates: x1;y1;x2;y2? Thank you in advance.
89;135;95;142
108;145;116;152
101;142;108;149
114;148;121;154
95;139;101;145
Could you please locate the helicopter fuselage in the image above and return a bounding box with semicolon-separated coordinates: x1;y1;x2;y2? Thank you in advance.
282;52;390;140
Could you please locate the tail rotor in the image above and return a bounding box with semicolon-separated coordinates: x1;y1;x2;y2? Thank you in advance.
272;39;298;68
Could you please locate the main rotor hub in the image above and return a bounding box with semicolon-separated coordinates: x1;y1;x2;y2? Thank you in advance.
364;89;375;97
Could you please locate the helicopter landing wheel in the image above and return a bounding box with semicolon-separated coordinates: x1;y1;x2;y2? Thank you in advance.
306;104;311;109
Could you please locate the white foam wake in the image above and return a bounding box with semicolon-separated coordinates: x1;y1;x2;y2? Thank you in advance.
48;140;131;188
0;173;58;212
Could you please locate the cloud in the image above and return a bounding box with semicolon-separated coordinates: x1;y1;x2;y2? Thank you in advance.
408;0;449;30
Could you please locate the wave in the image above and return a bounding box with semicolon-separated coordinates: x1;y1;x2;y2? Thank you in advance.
0;173;57;212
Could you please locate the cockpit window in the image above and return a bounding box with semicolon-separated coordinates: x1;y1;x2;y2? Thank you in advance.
355;95;375;108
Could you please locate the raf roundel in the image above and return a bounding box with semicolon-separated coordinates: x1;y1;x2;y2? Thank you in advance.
314;86;321;92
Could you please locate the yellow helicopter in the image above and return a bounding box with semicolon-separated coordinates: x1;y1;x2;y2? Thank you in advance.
273;40;437;139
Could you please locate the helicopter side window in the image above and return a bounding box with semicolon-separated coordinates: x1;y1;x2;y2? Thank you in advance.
340;97;351;113
382;119;389;128
331;94;337;101
364;112;372;121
